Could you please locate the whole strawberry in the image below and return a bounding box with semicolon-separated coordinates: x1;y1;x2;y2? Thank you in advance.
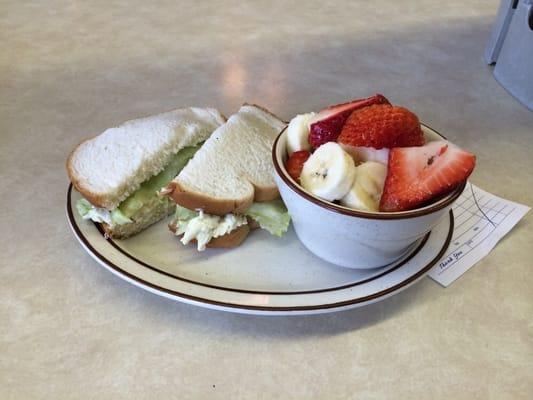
286;150;311;182
308;94;390;149
337;104;424;149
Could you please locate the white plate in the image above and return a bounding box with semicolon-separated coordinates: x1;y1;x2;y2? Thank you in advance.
67;185;453;315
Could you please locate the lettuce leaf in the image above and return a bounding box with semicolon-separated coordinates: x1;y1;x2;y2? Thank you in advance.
76;198;93;217
174;204;198;222
118;145;201;218
245;199;290;237
76;198;132;225
110;208;133;225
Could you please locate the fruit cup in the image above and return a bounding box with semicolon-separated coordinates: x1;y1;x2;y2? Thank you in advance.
272;125;466;269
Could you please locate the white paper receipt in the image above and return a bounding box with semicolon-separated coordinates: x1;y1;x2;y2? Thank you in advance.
429;183;530;287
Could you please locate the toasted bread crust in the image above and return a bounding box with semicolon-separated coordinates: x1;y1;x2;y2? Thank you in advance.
246;216;260;230
167;181;251;215
167;181;280;216
251;183;280;203
207;224;250;248
168;221;250;248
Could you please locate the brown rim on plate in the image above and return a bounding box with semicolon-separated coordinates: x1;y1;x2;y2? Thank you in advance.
272;123;466;220
67;184;429;295
67;184;455;312
95;220;429;295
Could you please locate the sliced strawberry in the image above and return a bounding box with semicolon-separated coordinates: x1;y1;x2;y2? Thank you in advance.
379;141;476;212
286;150;311;182
308;94;390;149
338;104;424;149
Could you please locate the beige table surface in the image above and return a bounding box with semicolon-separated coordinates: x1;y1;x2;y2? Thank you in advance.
1;1;532;398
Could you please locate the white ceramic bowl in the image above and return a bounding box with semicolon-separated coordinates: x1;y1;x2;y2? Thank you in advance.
272;125;465;269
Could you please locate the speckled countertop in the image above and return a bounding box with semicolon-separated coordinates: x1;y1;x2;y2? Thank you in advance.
1;1;532;398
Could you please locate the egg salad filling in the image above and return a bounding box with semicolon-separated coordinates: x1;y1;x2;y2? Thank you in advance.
171;199;291;251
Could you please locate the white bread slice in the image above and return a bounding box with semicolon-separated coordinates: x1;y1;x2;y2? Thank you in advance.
167;104;287;215
67;107;225;210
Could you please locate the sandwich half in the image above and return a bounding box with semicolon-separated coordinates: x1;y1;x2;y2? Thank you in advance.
67;107;225;238
165;104;290;250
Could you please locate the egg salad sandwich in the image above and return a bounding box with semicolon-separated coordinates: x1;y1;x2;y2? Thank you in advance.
67;107;225;238
164;104;291;250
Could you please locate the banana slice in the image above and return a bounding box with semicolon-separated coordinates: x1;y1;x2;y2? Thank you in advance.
340;161;387;211
300;142;356;201
286;112;315;154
